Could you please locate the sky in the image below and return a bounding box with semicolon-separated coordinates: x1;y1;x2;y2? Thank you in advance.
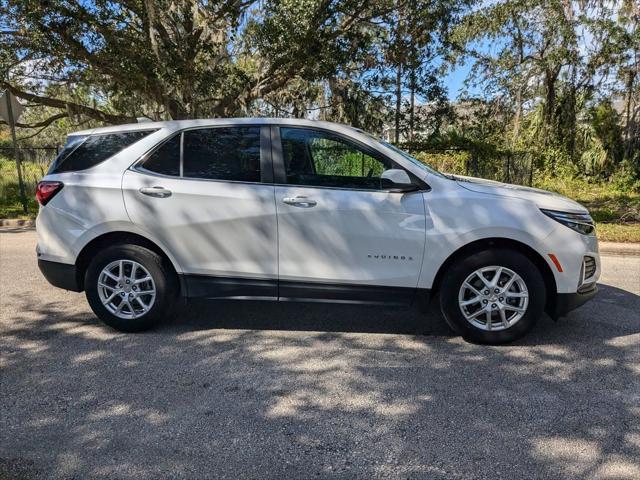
443;63;474;100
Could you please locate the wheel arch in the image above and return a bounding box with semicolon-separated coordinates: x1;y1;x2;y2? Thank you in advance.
74;231;180;293
430;237;558;316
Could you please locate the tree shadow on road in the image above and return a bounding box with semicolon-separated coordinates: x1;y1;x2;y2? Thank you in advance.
1;283;639;479
176;296;451;337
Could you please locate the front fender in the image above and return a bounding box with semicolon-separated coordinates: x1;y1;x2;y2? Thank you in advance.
418;190;558;290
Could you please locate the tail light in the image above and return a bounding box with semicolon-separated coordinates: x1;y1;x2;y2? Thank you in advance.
36;181;64;206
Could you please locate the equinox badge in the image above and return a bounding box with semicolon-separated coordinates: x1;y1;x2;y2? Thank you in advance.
368;254;414;261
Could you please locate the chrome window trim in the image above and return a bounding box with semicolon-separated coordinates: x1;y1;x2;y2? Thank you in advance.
131;167;270;187
270;182;428;194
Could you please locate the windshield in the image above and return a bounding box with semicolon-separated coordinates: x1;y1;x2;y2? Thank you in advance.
362;132;447;179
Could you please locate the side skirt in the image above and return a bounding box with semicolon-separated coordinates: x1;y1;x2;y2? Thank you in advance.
180;274;430;306
279;280;416;306
181;274;277;300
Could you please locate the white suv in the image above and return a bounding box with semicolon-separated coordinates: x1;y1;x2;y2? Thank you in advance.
36;118;600;343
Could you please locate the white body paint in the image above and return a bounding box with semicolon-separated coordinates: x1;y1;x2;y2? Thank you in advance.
36;118;600;299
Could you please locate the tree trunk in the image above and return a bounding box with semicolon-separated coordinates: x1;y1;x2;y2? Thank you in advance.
409;66;416;142
543;67;560;145
395;63;402;143
394;1;403;144
512;15;525;145
167;98;188;120
623;68;637;161
513;85;522;143
395;62;402;144
566;72;577;160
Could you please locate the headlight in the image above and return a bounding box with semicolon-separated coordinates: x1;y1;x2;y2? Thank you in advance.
541;209;595;235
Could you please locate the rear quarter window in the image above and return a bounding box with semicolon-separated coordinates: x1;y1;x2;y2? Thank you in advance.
48;130;157;174
140;134;181;176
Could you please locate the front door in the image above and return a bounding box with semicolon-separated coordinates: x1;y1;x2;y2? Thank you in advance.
122;125;278;298
273;127;426;304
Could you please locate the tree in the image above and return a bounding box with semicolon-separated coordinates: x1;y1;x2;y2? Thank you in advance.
0;0;394;126
450;0;639;179
379;0;461;142
451;1;579;147
586;0;639;171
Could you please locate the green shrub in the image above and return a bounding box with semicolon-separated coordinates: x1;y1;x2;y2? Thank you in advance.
0;157;43;218
411;150;469;175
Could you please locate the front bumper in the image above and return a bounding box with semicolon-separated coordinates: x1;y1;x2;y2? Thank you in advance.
540;222;600;293
38;258;82;292
552;282;598;319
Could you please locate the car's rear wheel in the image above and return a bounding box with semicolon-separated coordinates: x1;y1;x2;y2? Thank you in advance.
85;244;177;332
439;249;546;344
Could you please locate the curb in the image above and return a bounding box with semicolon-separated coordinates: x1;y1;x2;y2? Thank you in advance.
599;241;640;257
0;218;35;227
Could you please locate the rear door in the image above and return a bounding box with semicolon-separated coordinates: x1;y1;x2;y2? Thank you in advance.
272;126;426;304
122;125;278;298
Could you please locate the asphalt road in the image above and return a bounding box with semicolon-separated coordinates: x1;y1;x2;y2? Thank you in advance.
1;229;639;480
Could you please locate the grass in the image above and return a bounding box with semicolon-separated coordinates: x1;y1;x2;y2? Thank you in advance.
535;176;640;243
1;156;639;242
592;223;640;243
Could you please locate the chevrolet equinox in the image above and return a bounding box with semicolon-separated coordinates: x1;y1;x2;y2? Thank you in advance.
36;118;600;343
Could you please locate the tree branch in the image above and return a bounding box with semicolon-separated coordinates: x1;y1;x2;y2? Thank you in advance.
0;112;68;129
2;83;134;124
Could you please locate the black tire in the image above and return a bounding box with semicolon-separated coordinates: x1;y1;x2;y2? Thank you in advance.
85;244;178;332
439;249;546;344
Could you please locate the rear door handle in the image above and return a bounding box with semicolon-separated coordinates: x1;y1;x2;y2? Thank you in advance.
139;186;172;198
283;196;317;207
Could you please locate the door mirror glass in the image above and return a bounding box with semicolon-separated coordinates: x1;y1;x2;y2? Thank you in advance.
381;169;418;192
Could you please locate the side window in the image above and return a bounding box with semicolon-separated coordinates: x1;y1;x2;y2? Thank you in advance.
142;135;180;176
280;128;393;189
49;130;156;174
182;127;261;182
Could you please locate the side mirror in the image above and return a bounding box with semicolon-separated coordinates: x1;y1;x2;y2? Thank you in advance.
380;169;418;193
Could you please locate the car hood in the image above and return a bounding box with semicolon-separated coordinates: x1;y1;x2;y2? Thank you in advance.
452;175;587;213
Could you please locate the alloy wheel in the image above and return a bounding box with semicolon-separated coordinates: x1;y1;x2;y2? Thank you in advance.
458;266;529;331
97;259;156;319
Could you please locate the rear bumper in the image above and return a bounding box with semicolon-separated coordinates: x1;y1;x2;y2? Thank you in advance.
552;283;598;319
38;258;82;292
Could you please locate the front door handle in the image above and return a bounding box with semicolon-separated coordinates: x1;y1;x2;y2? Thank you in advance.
283;196;317;207
139;186;172;198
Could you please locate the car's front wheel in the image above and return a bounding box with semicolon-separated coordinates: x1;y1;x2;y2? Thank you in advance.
85;244;177;332
439;249;546;344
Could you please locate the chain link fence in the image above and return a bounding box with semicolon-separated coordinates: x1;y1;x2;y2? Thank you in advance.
402;147;536;187
0;146;58;217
